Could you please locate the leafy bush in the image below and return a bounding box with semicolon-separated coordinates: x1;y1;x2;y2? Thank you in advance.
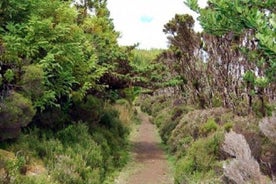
171;105;193;121
21;64;45;101
154;111;169;128
159;120;179;144
223;122;233;132
0;147;54;184
34;107;70;129
151;97;171;117
1;117;130;184
51;154;101;184
175;133;223;183
99;107;129;138
200;118;218;136
113;101;133;125
253;100;274;117
140;97;154;115
71;95;104;123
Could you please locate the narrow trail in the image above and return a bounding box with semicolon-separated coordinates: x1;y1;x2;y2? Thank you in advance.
115;108;174;184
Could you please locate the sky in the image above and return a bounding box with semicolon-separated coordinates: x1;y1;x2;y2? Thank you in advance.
107;0;207;49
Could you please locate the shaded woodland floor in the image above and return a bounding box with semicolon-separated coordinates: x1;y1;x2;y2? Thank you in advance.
115;108;174;184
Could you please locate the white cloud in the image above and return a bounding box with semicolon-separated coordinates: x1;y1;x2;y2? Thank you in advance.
107;0;207;49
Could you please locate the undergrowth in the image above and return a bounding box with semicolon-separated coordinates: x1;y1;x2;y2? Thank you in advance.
0;101;134;184
139;95;276;184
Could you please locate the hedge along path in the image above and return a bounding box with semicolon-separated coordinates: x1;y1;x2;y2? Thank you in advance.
115;107;174;184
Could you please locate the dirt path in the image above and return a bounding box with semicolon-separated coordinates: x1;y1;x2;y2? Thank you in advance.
115;108;174;184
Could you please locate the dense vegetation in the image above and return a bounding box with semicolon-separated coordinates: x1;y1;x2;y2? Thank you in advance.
159;0;275;115
140;95;275;183
0;0;275;183
0;0;140;183
138;0;275;183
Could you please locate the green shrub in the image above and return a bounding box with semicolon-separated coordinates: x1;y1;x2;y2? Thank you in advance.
99;107;129;139
72;95;104;123
151;99;171;117
34;107;70;129
253;100;274;117
123;87;141;104
175;133;223;183
50;153;102;184
223;122;233;132
200;118;218;136
171;105;194;121
57;123;91;146
174;136;194;158
12;174;55;184
160;120;179;144
1;117;130;184
175;169;220;184
154;112;168;128
212;95;223;107
140;97;153;115
21;64;45;100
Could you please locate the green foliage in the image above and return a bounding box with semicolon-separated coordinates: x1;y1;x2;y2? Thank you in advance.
0;0;148;183
243;70;256;84
255;76;269;88
72;95;104;123
160;120;179;144
115;98;130;106
140;97;153;115
130;48;172;89
0;0;33;25
154;113;169;128
223;122;233;132
200;118;218;136
253;100;274;117
131;49;162;71
163;77;183;87
171;105;193;120
1;119;129;184
151;98;171;117
99;107;129;138
123;86;141;104
33;90;57;111
3;69;15;83
175;133;223;183
21;64;44;100
212;95;223;107
0;92;36;140
187;0;276;82
184;0;200;12
13;176;56;184
0;0;137;135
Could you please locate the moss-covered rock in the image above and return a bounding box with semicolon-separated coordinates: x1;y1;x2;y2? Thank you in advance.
0;91;36;140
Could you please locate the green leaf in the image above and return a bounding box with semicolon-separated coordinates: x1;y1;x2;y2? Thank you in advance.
4;69;15;83
255;77;269;88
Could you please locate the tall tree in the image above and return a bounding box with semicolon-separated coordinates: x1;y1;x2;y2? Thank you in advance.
185;0;276;111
